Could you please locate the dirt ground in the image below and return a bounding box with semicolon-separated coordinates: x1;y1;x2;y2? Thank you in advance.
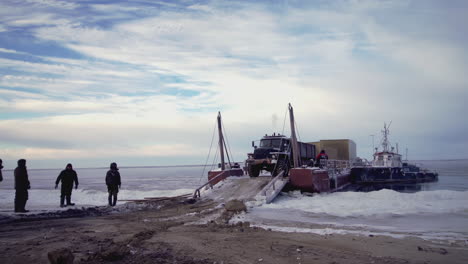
0;197;467;264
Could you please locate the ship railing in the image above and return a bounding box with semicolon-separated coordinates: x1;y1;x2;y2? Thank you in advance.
370;160;402;167
321;159;351;174
351;158;371;167
193;170;229;199
319;159;350;189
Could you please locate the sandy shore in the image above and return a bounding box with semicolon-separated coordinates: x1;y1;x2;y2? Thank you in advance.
0;196;467;264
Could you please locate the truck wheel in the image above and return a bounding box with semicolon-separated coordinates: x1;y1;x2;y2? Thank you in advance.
248;165;260;177
273;159;289;177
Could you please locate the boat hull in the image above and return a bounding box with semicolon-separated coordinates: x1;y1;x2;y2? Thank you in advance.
289;168;351;193
289;168;330;193
350;167;438;184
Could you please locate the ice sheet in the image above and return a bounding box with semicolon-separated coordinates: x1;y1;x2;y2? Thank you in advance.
0;188;193;213
262;189;468;217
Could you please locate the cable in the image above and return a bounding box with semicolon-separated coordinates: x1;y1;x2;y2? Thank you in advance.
223;139;232;166
281;106;288;135
210;142;219;172
295;120;302;142
222;121;235;165
198;120;217;183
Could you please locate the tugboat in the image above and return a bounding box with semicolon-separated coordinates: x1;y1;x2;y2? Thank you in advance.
351;123;438;184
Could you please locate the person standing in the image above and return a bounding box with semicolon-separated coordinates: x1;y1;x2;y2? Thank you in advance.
315;150;329;168
55;163;79;207
105;162;121;206
14;159;30;213
0;159;3;182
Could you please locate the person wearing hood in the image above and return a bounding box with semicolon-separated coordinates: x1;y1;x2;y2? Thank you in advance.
0;159;3;182
14;159;30;213
55;163;79;207
105;162;121;206
315;150;329;168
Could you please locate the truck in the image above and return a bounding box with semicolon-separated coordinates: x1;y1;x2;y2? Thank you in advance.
245;133;316;177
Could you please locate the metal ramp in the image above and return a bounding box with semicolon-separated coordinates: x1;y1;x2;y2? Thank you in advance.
255;171;289;204
193;171;289;205
195;176;271;203
193;171;289;204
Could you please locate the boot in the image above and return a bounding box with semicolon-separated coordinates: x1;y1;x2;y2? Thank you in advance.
14;194;21;212
112;194;117;206
60;196;65;207
108;194;113;206
20;199;29;213
66;195;75;206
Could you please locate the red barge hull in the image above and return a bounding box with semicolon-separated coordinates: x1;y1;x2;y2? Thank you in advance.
208;168;244;186
289;167;350;193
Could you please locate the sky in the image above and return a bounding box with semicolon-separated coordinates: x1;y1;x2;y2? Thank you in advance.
0;0;467;169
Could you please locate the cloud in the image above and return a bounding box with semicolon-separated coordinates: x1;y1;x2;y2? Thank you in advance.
0;47;23;54
8;14;68;26
1;143;202;160
23;0;79;10
0;0;467;167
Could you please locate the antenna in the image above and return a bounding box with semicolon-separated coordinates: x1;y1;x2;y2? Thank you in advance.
381;121;393;152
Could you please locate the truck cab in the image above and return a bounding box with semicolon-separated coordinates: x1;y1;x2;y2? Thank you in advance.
246;134;291;177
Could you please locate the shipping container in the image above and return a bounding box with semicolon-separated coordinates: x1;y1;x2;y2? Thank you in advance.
308;139;356;161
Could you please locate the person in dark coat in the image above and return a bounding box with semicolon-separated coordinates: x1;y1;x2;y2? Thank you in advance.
55;163;79;207
105;162;121;206
0;159;3;182
315;150;329;168
14;159;30;213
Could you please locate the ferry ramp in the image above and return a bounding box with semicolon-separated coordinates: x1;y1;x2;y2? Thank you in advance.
201;176;271;203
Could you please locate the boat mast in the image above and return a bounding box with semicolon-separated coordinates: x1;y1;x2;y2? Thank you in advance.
288;103;300;168
217;112;225;170
381;121;392;152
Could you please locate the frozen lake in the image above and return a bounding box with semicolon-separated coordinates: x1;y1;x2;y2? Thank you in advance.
1;160;467;242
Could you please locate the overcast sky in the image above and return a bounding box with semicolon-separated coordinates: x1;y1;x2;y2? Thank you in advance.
0;0;467;169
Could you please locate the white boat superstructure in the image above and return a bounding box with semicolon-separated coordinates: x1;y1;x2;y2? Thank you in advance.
351;122;438;184
371;122;402;168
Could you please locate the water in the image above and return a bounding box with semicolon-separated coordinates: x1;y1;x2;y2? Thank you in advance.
1;160;467;242
0;165;207;212
237;159;468;242
413;160;468;191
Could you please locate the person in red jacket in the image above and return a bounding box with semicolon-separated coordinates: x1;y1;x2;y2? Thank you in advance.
315;150;329;167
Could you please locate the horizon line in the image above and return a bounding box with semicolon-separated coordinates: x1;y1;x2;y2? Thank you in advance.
1;158;468;171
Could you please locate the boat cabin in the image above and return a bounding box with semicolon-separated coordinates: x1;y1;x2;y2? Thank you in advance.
372;151;402;168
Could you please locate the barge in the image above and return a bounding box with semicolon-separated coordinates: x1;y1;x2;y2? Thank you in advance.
194;109;437;204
